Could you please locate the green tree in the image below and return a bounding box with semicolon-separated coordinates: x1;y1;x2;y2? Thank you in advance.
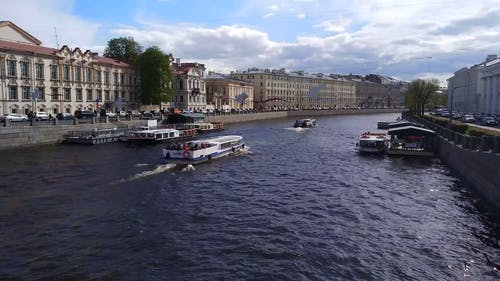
404;79;440;116
137;46;173;106
103;37;143;63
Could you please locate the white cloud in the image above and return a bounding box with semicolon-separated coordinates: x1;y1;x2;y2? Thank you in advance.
296;13;306;19
0;0;101;50
314;19;351;33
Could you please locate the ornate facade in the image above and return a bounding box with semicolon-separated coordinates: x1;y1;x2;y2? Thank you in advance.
0;21;138;116
205;73;254;111
231;69;356;110
171;59;207;111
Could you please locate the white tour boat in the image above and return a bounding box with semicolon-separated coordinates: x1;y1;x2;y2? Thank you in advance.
356;132;389;154
162;135;244;165
293;118;316;128
123;128;198;143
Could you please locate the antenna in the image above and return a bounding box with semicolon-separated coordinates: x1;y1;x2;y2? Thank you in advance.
54;27;59;49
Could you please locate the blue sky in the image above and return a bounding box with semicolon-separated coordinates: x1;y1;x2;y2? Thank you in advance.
2;0;500;85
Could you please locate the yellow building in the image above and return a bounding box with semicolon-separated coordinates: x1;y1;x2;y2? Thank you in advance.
205;72;254;111
0;21;138;115
231;68;356;110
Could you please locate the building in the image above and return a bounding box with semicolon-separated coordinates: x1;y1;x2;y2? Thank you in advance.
171;59;207;112
204;72;254;111
231;68;356;110
447;54;500;115
0;21;139;116
346;74;405;108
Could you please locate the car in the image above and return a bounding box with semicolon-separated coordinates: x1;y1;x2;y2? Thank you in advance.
106;112;117;117
128;110;141;117
462;114;475;123
74;110;95;119
118;110;127;117
6;113;28;122
35;112;50;121
481;117;498;126
56;112;74;120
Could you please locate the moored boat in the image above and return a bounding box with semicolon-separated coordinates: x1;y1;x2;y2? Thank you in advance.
293;118;316;128
123;127;198;143
162;135;244;165
173;122;224;134
356;132;389;153
386;125;435;157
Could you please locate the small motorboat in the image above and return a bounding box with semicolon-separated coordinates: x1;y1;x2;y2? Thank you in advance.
293;118;316;128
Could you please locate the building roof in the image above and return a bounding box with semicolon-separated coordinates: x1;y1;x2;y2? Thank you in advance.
172;62;205;75
0;20;42;45
0;39;130;67
0;39;56;56
388;125;435;137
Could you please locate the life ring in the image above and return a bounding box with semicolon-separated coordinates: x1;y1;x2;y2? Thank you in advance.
183;151;190;158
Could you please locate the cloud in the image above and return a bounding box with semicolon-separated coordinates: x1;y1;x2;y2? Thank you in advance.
314;19;351;33
0;0;101;50
296;13;306;19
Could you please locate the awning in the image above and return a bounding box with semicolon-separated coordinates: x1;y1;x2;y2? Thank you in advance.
388;125;435;137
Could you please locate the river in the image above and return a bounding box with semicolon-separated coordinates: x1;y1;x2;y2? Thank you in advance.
0;113;498;280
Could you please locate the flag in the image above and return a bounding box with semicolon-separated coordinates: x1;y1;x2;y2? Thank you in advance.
235;91;248;103
308;83;326;98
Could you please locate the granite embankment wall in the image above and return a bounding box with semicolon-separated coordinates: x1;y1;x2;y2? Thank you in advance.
0;120;144;151
205;108;403;124
405;114;500;209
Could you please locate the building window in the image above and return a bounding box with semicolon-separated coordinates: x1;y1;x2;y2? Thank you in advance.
114;73;118;85
50;65;58;80
20;61;29;78
9;86;18;100
63;65;70;81
51;88;58;100
36;63;44;79
86;89;92;101
104;71;109;84
7;60;16;77
105;90;110;101
86;68;92;83
37;87;45;101
76;89;82;101
97;70;102;83
121;73;124;85
75;66;82;82
97;90;102;101
22;86;31;100
64;88;71;101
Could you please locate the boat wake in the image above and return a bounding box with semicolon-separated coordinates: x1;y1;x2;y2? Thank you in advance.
181;164;196;172
112;163;177;184
286;127;308;131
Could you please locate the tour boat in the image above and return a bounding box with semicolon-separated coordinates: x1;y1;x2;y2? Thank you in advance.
293;118;316;128
356;132;389;154
123;127;198;143
162;135;244;165
173;122;224;134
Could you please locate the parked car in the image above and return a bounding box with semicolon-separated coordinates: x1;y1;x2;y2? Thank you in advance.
118;110;127;117
481;116;498;126
462;114;475;123
56;112;74;120
6;113;28;122
106;112;117;117
128;110;141;117
74;110;95;119
35;112;50;121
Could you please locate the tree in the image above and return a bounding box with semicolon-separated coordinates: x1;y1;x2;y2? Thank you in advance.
137;46;174;107
103;37;143;63
404;79;440;116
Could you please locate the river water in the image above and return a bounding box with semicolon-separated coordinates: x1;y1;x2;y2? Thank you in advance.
0;113;498;281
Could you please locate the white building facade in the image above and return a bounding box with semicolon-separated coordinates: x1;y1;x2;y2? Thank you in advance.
172;59;207;112
0;21;138;116
447;54;500;115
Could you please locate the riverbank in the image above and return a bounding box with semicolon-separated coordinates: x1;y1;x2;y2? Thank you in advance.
0;109;404;150
205;108;404;124
403;112;500;210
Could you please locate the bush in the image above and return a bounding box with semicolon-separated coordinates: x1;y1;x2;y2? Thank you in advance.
451;123;468;134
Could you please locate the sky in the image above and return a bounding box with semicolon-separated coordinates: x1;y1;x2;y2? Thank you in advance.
2;0;499;86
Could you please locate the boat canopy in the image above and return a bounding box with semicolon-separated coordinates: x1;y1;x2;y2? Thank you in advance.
168;113;205;124
388;121;422;129
387;125;435;137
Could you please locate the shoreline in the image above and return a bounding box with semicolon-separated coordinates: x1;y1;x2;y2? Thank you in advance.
0;109;404;151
